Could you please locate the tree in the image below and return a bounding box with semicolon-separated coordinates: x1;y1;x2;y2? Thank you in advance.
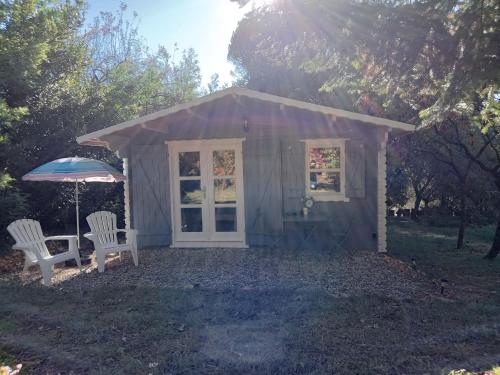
0;0;88;235
386;160;410;209
84;7;201;128
206;73;229;94
429;109;500;257
394;134;436;215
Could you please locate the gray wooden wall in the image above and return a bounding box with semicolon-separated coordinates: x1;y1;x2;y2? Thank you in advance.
120;108;379;251
242;127;378;251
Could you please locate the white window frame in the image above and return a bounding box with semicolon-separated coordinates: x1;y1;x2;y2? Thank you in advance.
166;138;247;248
304;138;349;202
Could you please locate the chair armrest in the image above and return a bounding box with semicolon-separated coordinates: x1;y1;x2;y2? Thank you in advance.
117;229;137;249
12;244;27;251
116;229;137;234
44;235;78;254
117;229;138;239
45;235;78;242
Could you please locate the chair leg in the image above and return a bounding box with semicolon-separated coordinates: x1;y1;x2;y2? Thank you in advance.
75;252;82;272
23;257;32;272
69;238;82;272
96;252;106;273
131;249;138;267
40;263;53;286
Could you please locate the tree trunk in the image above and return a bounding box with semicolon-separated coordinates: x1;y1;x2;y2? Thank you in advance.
412;194;422;219
484;210;500;260
456;195;466;249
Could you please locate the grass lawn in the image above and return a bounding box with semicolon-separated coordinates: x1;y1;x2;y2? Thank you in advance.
0;220;499;374
389;218;500;295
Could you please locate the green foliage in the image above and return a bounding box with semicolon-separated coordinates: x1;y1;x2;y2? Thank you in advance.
0;173;28;249
0;1;203;235
230;0;499;123
386;162;409;208
206;73;228;94
84;6;201;130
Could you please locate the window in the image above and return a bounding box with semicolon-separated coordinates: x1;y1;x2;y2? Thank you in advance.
305;139;348;201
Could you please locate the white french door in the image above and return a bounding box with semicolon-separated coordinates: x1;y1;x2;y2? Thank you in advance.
168;139;246;247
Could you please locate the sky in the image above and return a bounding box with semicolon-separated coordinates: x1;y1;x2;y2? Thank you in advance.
85;0;254;87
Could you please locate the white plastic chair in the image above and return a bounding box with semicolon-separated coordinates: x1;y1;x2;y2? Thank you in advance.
84;211;138;273
7;219;82;286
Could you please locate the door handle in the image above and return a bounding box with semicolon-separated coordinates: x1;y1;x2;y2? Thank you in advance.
202;185;206;199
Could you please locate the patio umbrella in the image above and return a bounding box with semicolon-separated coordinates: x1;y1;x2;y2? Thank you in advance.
22;157;126;247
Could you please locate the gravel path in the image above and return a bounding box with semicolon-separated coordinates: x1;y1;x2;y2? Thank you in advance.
3;248;435;299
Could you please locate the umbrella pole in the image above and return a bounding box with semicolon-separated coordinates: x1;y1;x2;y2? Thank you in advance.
75;180;80;248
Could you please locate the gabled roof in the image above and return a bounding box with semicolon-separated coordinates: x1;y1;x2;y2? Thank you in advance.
77;87;415;146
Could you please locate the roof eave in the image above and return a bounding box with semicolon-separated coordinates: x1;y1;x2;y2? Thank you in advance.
77;87;415;146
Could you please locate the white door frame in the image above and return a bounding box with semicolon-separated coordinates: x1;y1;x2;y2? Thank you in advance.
167;139;247;248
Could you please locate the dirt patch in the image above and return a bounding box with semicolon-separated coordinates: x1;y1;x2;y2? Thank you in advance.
201;318;287;364
0;251;24;273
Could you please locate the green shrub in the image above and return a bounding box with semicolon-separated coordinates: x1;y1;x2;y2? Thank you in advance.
0;173;28;253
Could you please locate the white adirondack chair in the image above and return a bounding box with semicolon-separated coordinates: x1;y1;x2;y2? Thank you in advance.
7;219;82;286
84;211;138;273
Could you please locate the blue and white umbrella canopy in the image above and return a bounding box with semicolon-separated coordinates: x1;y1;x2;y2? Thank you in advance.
22;157;126;247
22;157;126;183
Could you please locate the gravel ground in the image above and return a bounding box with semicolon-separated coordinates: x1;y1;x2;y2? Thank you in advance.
2;247;436;299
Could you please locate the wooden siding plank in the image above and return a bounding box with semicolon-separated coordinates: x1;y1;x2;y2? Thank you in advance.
243;137;283;246
281;138;306;216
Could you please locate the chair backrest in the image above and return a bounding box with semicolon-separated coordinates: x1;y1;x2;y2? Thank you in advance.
7;219;50;260
86;211;118;246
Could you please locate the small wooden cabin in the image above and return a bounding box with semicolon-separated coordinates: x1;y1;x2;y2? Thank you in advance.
77;88;414;252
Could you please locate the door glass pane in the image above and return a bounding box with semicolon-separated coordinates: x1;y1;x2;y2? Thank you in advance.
215;207;237;232
181;208;202;232
179;152;200;176
309;147;340;169
214;178;236;204
180;180;202;204
213;150;235;176
310;172;341;192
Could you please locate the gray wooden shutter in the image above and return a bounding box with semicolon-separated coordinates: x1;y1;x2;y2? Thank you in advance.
345;140;366;198
130;145;171;247
281;138;306;215
243;138;283;244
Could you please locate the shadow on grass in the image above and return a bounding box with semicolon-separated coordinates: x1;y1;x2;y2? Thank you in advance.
1;279;499;374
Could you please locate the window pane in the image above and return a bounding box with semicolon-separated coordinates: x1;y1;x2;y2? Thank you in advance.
214;179;236;204
309;147;340;169
181;208;202;232
180;180;202;204
310;172;341;192
179;152;200;176
213;150;236;176
215;207;237;232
